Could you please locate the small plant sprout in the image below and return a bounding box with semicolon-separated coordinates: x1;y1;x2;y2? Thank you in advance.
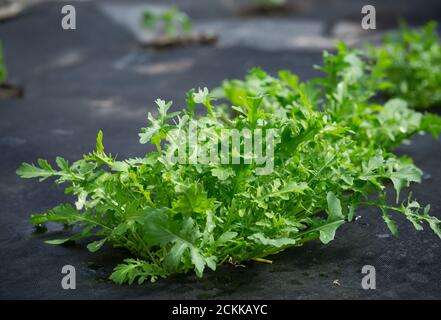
142;6;192;39
0;43;7;84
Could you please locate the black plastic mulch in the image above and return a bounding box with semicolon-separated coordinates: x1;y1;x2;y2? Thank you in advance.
0;1;441;299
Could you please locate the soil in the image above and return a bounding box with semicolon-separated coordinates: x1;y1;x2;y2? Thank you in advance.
143;33;218;49
0;82;23;99
237;2;308;17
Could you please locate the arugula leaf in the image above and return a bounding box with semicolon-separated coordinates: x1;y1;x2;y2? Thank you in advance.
319;192;345;244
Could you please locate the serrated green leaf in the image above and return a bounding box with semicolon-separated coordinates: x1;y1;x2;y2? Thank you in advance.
87;238;107;252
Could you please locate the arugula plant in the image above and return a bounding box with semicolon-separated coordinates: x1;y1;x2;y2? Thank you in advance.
142;6;192;39
312;42;441;148
17;89;441;284
0;43;7;84
369;21;441;109
16;27;441;284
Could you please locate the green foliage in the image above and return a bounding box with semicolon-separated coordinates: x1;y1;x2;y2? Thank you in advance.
17;24;441;284
142;6;192;38
0;43;7;83
369;21;441;109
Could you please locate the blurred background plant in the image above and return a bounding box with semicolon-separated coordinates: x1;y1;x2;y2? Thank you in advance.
142;6;192;38
369;21;441;109
0;43;7;84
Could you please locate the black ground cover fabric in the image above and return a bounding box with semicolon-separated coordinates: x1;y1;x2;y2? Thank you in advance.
1;1;441;299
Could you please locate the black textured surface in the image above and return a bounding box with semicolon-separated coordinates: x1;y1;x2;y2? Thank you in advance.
0;1;441;299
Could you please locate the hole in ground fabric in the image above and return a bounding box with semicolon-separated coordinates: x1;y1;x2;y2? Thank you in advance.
0;82;24;99
236;0;310;17
142;33;218;50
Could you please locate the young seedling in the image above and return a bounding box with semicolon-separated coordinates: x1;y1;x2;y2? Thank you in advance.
142;6;192;39
0;43;7;84
141;6;217;49
0;42;23;98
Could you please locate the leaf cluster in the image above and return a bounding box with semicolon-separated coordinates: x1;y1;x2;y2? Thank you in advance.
16;24;441;284
369;21;441;109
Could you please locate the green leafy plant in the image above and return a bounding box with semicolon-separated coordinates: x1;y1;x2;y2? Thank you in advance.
369;21;441;109
17;76;441;284
0;43;7;84
16;26;441;284
313;42;441;146
142;6;192;38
